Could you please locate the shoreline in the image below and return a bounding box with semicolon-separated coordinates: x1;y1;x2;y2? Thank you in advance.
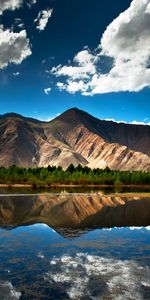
0;183;149;188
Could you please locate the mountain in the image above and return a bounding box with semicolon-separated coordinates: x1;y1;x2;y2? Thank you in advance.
0;194;150;234
0;108;150;170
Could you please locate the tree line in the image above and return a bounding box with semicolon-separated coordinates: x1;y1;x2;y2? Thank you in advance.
0;164;149;187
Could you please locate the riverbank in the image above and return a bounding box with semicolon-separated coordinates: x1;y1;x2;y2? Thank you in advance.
0;183;150;188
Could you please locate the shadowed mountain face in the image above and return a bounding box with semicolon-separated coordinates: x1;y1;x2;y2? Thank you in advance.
0;193;150;238
0;108;150;170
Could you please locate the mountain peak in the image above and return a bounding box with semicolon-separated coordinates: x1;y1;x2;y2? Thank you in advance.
54;107;84;123
61;107;81;116
0;108;149;170
67;107;80;112
56;107;93;121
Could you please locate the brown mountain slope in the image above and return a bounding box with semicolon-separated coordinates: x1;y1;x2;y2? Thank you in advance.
0;108;149;170
48;108;150;155
0;113;87;168
0;194;150;231
44;108;150;171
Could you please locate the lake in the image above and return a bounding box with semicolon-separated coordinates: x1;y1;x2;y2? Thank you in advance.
0;190;150;299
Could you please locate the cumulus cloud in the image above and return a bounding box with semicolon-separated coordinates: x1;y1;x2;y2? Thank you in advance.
52;0;150;95
44;87;51;95
44;253;150;300
0;0;36;14
34;9;53;31
0;281;21;299
52;50;97;80
0;0;23;15
0;27;31;69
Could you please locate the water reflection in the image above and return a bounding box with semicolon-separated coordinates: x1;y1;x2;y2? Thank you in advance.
0;225;150;299
0;193;150;231
0;185;150;195
0;193;150;299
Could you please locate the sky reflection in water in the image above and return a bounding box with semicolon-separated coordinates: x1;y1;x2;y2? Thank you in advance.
0;224;150;299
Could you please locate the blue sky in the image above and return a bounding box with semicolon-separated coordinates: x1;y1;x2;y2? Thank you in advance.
0;0;150;123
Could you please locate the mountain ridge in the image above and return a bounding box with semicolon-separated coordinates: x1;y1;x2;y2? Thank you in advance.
0;194;150;233
0;108;150;170
1;108;150;126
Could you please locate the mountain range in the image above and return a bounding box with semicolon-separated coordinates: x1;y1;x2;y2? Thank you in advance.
0;108;150;171
0;194;150;234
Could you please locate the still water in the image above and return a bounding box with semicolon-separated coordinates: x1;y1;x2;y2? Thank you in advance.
0;191;150;300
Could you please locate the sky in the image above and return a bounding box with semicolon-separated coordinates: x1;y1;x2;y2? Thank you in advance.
0;0;150;123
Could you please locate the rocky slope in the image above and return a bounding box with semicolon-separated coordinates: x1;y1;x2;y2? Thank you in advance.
0;108;150;170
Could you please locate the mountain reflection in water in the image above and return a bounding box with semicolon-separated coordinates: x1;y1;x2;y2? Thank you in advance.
0;193;150;232
0;193;150;300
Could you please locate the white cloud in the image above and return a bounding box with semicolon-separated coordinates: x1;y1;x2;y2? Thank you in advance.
13;18;25;30
52;0;150;95
27;0;37;8
131;120;150;126
13;72;20;76
17;23;24;29
44;252;150;300
0;0;36;14
56;82;65;90
104;118;150;126
0;0;23;15
0;28;31;69
35;9;53;31
0;281;21;299
44;87;51;95
52;50;97;80
34;113;60;121
37;252;44;259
